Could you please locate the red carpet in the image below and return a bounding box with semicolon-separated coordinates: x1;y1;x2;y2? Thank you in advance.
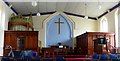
65;58;92;61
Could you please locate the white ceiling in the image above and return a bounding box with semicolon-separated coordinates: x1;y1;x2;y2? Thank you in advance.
8;2;119;17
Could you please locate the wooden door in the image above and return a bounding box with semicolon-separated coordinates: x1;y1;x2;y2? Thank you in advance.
17;36;25;50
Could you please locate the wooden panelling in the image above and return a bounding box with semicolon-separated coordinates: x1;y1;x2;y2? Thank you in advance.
4;31;39;56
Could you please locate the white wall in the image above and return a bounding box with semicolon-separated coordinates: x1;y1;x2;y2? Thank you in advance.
118;8;120;47
68;15;98;47
32;13;98;47
32;15;50;47
99;9;117;32
4;6;15;30
106;10;116;32
0;1;15;56
68;15;98;37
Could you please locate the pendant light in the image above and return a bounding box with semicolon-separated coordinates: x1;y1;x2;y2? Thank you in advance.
32;0;37;7
98;0;101;9
37;2;40;16
37;12;40;16
84;3;88;19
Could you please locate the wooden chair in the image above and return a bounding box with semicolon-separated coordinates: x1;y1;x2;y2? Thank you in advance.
42;48;55;61
56;48;67;55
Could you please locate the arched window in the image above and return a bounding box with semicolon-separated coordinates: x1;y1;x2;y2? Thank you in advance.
100;16;108;32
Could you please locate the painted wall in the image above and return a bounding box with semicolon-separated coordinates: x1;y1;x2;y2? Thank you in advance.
68;15;98;37
0;1;15;56
46;15;72;47
32;12;98;47
118;8;120;47
32;15;50;47
68;15;98;46
99;9;117;32
104;10;116;32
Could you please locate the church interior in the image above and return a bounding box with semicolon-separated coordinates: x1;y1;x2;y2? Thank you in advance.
0;0;120;61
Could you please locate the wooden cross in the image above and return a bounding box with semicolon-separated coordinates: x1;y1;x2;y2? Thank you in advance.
55;17;64;34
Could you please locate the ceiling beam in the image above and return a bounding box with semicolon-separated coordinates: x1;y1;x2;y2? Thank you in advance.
98;2;120;19
64;11;97;20
22;11;56;16
3;1;18;15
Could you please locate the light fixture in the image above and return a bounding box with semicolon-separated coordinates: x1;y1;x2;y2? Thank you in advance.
37;12;40;16
84;3;88;19
36;2;40;16
98;5;102;9
84;16;88;19
98;0;101;9
32;1;37;7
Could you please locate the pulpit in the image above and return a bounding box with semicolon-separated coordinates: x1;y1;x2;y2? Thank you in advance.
50;45;68;55
76;32;115;54
56;48;67;55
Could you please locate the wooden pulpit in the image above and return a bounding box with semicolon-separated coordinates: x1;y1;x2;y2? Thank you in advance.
76;32;115;54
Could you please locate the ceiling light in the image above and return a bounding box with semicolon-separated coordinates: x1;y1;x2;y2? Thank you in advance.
98;5;101;9
36;2;40;16
32;1;37;7
84;16;88;19
37;12;40;16
84;3;88;19
98;0;101;9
